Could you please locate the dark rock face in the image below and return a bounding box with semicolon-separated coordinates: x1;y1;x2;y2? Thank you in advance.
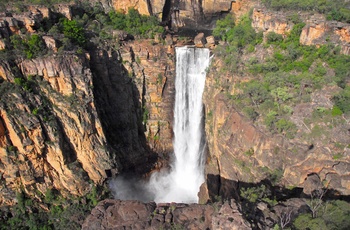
89;48;157;174
82;199;252;230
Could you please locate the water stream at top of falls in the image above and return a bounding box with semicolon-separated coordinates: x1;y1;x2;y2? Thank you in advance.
110;46;210;203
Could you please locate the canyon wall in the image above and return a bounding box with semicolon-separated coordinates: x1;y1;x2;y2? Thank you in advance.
0;4;178;205
203;74;350;198
0;54;113;204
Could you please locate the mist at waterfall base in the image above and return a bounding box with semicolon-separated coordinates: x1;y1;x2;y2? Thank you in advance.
109;47;210;203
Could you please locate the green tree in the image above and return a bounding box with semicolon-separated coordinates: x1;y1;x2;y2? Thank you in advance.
62;19;87;47
266;32;283;44
25;34;46;59
332;86;350;113
243;80;271;106
212;14;235;41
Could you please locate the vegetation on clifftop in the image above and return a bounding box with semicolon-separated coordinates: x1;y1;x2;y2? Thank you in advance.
262;0;350;23
1;1;164;60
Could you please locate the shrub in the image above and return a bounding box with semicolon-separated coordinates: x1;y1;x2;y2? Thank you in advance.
275;118;297;138
243;107;259;121
331;106;343;116
266;32;283;44
243;80;271;105
25;34;47;59
10;34;47;59
62;19;87;47
265;110;278;130
332;86;350;113
212;14;235;41
270;87;292;102
293;200;350;230
240;185;271;203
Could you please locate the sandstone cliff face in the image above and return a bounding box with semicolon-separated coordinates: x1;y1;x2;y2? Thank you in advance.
112;0;151;15
202;52;350;200
300;14;350;55
252;8;350;55
88;48;156;174
252;8;293;37
118;40;175;155
0;42;171;205
0;54;118;204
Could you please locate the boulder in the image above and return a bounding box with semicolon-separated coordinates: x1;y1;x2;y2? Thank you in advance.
194;32;206;48
82;199;251;230
42;36;58;52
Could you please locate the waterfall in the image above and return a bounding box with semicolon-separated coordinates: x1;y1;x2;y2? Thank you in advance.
148;47;210;203
110;46;210;204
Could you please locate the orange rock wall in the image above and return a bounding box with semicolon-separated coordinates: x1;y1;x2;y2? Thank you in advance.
112;0;151;15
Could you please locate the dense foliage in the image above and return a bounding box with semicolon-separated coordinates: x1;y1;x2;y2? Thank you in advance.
62;19;87;47
212;13;263;73
293;200;350;230
0;186;108;230
10;34;47;59
262;0;350;23
108;8;164;38
1;2;164;59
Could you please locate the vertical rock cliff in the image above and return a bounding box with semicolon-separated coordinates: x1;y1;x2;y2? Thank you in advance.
0;54;112;204
118;40;176;156
0;43;175;204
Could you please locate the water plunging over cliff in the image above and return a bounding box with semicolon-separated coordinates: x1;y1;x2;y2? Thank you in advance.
148;47;210;203
110;47;210;203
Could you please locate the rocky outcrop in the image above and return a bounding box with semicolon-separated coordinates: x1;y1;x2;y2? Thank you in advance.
252;8;350;55
82;199;251;230
300;14;350;55
112;0;150;15
0;6;49;35
252;8;293;37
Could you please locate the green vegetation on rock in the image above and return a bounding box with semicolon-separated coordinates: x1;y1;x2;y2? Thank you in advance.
62;19;87;47
293;200;350;230
10;34;47;59
262;0;350;23
212;13;350;140
108;8;164;39
0;186;109;230
2;2;164;59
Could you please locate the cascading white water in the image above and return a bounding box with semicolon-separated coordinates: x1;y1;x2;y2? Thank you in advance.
110;46;210;204
147;47;210;203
